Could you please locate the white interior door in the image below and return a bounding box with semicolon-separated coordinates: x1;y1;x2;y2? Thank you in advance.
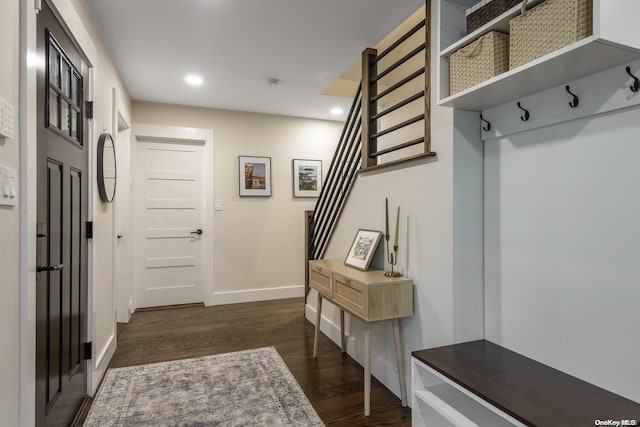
115;125;131;322
113;87;132;323
135;138;205;308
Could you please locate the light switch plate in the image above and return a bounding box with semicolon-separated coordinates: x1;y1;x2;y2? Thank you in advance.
0;97;15;140
215;200;223;211
0;165;17;207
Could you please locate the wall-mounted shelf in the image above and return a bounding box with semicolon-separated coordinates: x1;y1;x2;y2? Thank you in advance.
440;0;543;57
437;0;640;111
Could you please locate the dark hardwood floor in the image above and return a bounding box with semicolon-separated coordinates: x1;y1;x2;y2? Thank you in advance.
106;297;411;426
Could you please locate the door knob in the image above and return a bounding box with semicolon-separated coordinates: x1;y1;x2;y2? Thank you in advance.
190;229;203;236
37;264;65;272
117;235;123;240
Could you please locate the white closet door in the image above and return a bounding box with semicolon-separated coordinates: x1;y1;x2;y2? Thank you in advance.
135;139;205;308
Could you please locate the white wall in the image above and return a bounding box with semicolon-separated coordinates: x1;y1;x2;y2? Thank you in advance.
305;0;485;399
0;0;21;424
484;106;640;403
132;102;342;305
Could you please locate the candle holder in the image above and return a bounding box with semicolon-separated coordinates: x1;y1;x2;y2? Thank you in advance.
384;234;402;277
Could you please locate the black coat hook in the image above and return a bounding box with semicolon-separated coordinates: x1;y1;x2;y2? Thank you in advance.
517;102;530;121
480;114;491;131
626;66;639;93
565;85;579;108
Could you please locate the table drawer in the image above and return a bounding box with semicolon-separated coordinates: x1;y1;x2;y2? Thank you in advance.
333;273;366;318
310;265;332;297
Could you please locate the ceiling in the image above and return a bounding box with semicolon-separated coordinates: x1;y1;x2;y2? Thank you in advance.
81;0;424;122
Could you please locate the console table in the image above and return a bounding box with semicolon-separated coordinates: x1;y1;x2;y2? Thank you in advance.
308;259;413;416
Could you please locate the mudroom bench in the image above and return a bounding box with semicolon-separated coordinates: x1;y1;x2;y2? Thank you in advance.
412;340;640;426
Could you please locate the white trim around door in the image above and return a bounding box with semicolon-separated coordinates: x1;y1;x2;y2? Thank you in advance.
132;124;215;309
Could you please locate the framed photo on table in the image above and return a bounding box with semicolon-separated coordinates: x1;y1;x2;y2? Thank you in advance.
292;159;322;198
345;229;382;271
239;156;271;197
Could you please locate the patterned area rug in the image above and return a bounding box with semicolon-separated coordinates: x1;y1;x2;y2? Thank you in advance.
84;347;324;426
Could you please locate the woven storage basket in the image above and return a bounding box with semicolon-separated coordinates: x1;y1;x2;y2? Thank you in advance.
466;0;522;34
509;0;592;69
450;31;509;95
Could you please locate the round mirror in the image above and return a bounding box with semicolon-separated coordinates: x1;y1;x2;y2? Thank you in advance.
97;133;117;203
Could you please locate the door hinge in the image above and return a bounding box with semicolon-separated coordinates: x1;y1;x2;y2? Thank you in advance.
86;221;93;239
84;342;92;360
85;101;94;119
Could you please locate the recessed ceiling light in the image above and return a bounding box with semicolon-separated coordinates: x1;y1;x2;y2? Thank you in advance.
330;108;344;116
185;74;203;86
265;78;282;87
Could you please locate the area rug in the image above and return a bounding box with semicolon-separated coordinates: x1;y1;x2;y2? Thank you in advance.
84;347;324;426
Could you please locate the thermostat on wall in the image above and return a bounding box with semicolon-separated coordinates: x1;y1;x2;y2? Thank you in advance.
0;96;15;140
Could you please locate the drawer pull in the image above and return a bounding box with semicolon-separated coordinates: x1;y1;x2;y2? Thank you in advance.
345;279;351;285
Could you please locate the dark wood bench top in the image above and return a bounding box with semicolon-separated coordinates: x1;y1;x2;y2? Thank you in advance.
412;340;640;426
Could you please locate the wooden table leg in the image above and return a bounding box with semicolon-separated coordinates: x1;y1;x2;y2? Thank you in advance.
313;295;323;358
340;309;346;353
364;322;371;416
392;318;407;407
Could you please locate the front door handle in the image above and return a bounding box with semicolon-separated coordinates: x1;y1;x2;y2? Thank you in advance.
190;229;203;236
37;264;65;272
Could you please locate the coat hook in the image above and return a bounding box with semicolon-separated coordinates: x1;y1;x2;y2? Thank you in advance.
565;85;579;108
480;114;491;131
517;102;530;121
626;66;639;92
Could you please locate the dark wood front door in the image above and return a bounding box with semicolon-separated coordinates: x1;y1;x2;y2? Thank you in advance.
36;1;90;425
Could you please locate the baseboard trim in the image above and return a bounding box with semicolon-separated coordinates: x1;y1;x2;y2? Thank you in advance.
209;285;305;306
135;302;204;312
70;396;93;427
92;333;116;394
305;302;408;402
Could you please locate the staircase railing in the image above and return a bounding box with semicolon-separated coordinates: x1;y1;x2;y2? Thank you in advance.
305;8;433;301
308;83;362;264
362;11;434;171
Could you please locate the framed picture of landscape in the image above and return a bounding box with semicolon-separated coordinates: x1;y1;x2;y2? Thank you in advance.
239;156;272;197
292;159;322;198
